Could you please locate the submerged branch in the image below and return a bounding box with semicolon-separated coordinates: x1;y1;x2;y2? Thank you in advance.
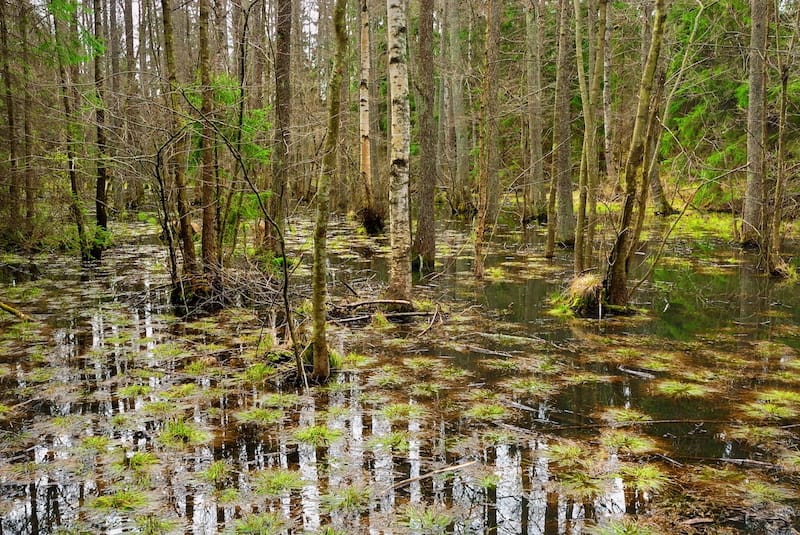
0;300;33;321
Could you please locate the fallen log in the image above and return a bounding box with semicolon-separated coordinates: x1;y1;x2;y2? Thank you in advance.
0;300;33;321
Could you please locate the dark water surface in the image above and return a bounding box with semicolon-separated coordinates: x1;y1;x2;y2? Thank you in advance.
1;218;799;534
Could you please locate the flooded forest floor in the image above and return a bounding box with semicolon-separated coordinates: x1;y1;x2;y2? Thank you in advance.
1;213;800;535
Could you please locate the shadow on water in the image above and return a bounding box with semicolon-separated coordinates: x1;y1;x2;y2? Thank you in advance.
1;217;799;534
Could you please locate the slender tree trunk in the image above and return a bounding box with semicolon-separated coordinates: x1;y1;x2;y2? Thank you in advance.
199;0;219;274
90;0;108;261
358;0;381;233
0;0;18;227
525;0;545;225
53;0;90;261
602;10;616;180
742;0;767;249
270;0;292;249
411;0;436;273
448;0;470;215
605;0;667;307
546;0;574;256
21;8;34;232
766;6;797;275
474;0;499;278
312;0;348;382
386;0;412;302
162;0;198;276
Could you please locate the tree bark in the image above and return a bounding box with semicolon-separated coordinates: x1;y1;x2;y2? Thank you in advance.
386;0;412;301
198;0;219;274
90;0;109;261
605;0;667;307
1;0;18;227
742;0;767;248
312;0;348;382
447;0;471;215
546;0;574;256
411;0;436;273
270;0;292;250
525;0;545;225
53;0;90;262
474;0;499;278
162;0;198;276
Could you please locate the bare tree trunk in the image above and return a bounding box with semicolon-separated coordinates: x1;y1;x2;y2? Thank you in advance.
546;0;574;257
448;0;471;215
742;0;767;249
21;7;34;233
162;0;198;276
474;0;499;278
199;0;219;274
573;0;606;273
269;0;292;250
312;0;348;382
602;10;616;180
605;0;667;307
358;0;382;233
525;0;545;225
53;0;90;261
411;0;436;273
386;0;412;302
90;0;109;261
0;0;18;227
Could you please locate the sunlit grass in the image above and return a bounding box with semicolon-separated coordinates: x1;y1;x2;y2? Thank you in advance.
726;424;789;447
135;514;176;535
114;451;159;473
410;382;442;399
399;504;454;534
234;407;284;426
81;436;112;452
547;442;590;470
241;362;276;384
655;380;713;398
159;419;211;448
600;430;659;454
253;468;306;496
617;463;670;493
598;407;653;425
368;431;410;453
558;469;605;499
741;401;798;421
743;479;798;505
91;488;148;511
118;384;152;398
379;403;427;422
504;377;557;398
464;403;507;421
320;484;371;514
233;512;286;534
293;425;343;447
588;517;659;535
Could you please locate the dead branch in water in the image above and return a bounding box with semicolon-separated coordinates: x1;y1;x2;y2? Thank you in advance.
0;300;33;321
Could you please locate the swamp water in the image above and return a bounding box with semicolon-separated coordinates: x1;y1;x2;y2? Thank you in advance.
1;217;799;534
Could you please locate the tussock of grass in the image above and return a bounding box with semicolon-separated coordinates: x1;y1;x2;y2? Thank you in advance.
465;403;507;421
234;407;284;426
253;468;305;496
92;488;148;511
293;425;342;447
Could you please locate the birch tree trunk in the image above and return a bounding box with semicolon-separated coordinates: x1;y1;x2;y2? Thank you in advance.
411;0;436;273
358;0;382;234
312;0;348;382
742;0;767;248
386;0;412;302
447;0;471;215
605;0;667;307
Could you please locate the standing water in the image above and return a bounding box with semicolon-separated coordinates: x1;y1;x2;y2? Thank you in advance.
1;217;799;534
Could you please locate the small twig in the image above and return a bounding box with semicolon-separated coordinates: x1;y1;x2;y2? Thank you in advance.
335;299;413;310
389;460;477;493
418;304;441;337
